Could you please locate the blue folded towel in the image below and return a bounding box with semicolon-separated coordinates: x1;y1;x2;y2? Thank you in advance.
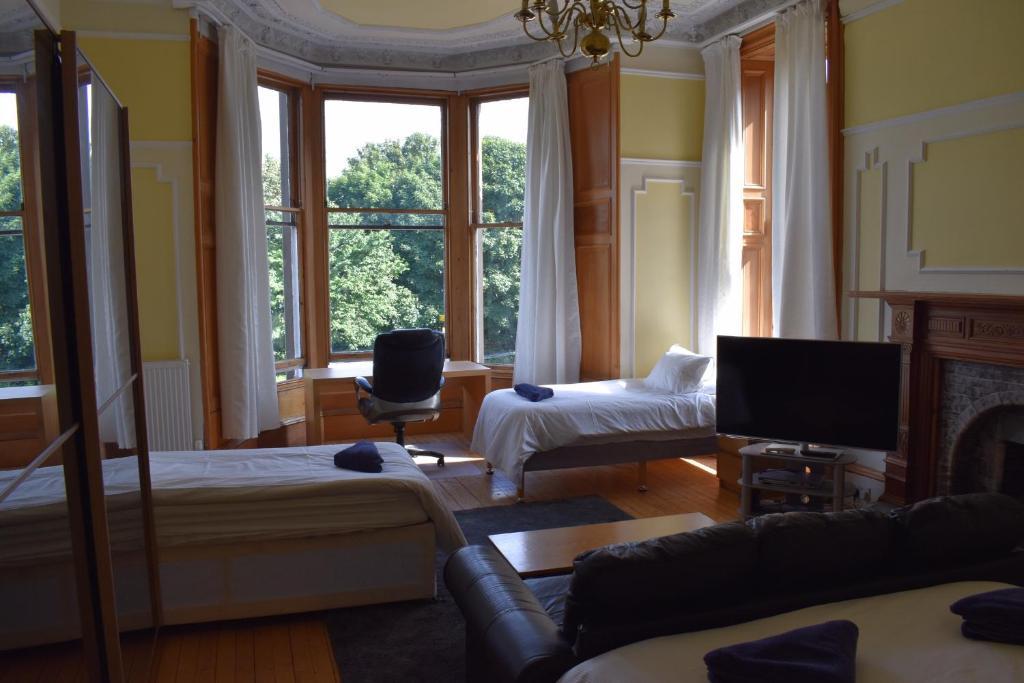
950;587;1024;645
334;441;383;473
704;620;859;683
514;383;554;402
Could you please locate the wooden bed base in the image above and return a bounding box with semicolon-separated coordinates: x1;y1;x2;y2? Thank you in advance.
487;433;719;500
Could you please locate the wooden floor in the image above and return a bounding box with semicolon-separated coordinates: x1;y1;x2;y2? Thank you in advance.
2;434;739;682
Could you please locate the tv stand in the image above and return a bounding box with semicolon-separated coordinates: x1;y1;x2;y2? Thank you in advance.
739;443;856;519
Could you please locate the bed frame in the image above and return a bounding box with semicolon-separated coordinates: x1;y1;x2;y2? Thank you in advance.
487;429;719;499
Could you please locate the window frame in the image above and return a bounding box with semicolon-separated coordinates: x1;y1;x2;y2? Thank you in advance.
0;77;51;386
257;73;306;381
469;88;529;368
319;90;451;362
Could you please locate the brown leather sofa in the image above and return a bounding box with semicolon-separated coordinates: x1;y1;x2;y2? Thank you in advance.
444;492;1024;683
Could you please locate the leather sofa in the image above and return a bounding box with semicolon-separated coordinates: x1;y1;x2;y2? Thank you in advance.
444;492;1024;683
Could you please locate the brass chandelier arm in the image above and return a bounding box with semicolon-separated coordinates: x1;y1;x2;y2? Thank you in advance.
611;19;645;58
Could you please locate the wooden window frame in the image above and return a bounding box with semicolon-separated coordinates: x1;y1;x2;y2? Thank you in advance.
468;87;529;370
0;77;53;386
316;88;452;363
256;73;307;382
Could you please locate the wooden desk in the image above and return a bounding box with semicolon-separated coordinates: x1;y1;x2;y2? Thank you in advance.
0;385;59;469
304;360;492;445
488;512;716;578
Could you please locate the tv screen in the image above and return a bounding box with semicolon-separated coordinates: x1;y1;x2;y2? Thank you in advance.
716;336;901;452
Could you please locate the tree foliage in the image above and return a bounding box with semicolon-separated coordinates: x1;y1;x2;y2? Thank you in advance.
0;124;35;374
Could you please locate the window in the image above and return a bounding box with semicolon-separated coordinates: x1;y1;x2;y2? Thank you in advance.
0;86;37;384
258;84;303;380
472;95;527;365
323;97;446;357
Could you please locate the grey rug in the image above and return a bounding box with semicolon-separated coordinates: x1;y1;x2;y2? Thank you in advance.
325;495;632;683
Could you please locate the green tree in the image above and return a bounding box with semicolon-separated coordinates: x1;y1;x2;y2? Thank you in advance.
281;130;527;358
0;124;35;374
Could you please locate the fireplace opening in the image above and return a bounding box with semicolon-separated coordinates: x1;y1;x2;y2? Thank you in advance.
1000;441;1024;499
948;405;1024;496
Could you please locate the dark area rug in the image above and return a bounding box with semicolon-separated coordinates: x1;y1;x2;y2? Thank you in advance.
325;495;632;683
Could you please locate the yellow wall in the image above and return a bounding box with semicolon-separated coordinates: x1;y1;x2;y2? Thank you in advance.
855;166;883;341
844;0;1024;291
634;181;693;375
911;128;1024;269
845;0;1024;128
70;5;193;361
76;38;191;143
621;75;705;161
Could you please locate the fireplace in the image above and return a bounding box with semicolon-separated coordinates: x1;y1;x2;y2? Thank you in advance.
851;291;1024;504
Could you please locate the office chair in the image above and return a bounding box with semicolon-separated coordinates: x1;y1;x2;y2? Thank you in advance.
354;328;447;467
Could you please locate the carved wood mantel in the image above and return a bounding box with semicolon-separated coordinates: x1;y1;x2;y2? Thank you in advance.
851;291;1024;504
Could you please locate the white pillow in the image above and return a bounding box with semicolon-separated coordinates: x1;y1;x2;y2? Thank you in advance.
643;346;712;395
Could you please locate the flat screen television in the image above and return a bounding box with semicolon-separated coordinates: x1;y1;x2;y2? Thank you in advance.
716;336;901;453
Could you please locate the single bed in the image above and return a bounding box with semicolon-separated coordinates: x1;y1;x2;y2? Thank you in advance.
471;378;717;498
0;442;465;649
557;580;1024;682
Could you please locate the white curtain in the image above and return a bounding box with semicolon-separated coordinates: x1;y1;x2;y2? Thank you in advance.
772;0;837;339
88;82;135;449
215;25;279;439
695;35;745;357
513;59;581;385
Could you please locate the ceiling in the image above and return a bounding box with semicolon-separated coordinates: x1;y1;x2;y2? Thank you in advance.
181;0;796;71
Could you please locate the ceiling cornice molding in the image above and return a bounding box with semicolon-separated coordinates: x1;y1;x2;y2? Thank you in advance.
175;0;795;71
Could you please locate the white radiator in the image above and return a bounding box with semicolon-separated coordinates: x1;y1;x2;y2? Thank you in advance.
143;360;194;451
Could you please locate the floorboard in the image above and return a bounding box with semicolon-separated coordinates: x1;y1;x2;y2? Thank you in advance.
2;432;737;681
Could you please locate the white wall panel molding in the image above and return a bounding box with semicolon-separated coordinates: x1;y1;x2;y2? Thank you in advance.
843;147;888;341
840;0;904;25
619;161;702;378
620;68;705;81
843;91;1024;296
129;140;204;446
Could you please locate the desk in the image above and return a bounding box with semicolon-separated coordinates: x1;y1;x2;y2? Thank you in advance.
304;360;492;445
488;513;716;578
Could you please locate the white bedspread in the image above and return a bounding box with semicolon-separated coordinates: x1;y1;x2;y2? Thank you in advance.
470;379;716;484
558;581;1024;683
0;443;466;565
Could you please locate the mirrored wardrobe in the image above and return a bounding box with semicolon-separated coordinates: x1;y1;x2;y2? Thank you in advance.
0;4;161;680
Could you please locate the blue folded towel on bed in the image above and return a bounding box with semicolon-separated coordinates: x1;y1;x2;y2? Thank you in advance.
950;587;1024;645
334;441;383;473
514;383;554;402
703;620;859;683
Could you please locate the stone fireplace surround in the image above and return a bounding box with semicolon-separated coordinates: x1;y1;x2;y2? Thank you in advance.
852;291;1024;504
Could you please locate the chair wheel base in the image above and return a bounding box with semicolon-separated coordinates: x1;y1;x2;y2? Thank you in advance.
406;447;445;468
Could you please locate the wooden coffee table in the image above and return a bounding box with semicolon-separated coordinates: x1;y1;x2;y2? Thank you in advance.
488;512;716;578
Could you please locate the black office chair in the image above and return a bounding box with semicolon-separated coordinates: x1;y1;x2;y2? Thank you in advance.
354;328;447;467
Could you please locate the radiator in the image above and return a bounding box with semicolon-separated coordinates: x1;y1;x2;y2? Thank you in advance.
143;360;194;451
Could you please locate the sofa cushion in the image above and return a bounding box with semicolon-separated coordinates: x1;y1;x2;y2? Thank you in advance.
748;509;895;589
893;492;1024;565
562;521;757;637
526;575;572;629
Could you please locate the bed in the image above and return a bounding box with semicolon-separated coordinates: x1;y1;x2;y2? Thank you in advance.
557;580;1024;682
0;442;465;649
471;378;717;498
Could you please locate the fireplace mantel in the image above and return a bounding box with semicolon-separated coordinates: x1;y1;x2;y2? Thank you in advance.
850;291;1024;504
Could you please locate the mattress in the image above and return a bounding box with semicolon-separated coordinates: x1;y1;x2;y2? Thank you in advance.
558;581;1024;683
0;442;466;566
471;379;716;484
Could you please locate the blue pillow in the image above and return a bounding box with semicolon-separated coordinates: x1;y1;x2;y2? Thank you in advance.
950;587;1024;645
334;441;383;473
704;620;858;683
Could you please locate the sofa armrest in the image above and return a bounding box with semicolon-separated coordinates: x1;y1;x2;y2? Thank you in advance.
444;545;577;683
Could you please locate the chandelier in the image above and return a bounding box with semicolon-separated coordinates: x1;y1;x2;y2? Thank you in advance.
516;1;676;64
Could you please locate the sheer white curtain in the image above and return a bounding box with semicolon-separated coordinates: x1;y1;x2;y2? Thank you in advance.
88;82;135;448
513;59;581;385
772;0;837;339
695;36;744;357
215;25;279;439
